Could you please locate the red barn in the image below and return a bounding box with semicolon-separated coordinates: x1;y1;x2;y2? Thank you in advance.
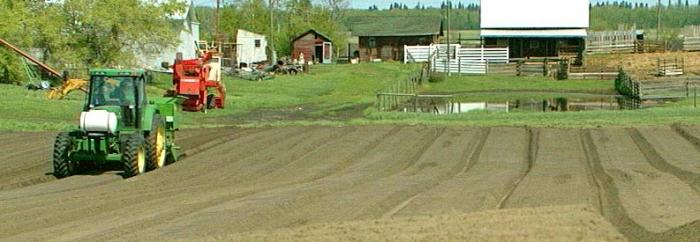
292;29;333;64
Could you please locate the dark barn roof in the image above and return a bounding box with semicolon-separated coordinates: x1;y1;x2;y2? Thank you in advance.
292;29;333;42
346;16;443;37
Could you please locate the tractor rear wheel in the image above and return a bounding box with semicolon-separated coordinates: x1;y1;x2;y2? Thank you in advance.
53;133;75;178
122;135;147;178
146;115;167;170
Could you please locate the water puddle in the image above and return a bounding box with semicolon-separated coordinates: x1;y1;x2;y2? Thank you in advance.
397;94;659;115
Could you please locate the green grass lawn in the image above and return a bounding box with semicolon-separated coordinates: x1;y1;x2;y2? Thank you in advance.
175;62;419;126
0;62;419;131
1;62;699;131
0;86;84;131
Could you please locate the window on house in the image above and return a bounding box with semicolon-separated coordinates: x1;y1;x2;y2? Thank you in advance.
255;39;261;47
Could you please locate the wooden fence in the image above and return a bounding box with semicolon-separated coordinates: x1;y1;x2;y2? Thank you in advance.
432;58;562;77
683;25;700;51
375;63;431;111
684;37;700;51
586;30;637;54
614;70;641;99
656;58;684;76
615;69;700;101
569;66;619;80
638;79;700;99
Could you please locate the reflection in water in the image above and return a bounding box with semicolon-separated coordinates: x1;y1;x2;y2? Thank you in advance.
402;96;644;115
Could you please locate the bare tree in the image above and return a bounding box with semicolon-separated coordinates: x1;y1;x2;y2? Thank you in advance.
325;0;348;21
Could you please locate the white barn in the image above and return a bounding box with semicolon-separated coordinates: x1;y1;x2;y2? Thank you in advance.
139;0;200;71
236;29;268;65
480;0;589;58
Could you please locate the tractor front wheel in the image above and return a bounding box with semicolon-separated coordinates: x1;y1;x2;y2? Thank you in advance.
122;135;147;178
53;133;75;178
146;115;167;170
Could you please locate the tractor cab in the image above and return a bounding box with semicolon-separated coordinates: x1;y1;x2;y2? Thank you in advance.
85;69;147;130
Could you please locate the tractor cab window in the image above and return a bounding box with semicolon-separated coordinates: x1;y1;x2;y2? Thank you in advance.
89;76;139;107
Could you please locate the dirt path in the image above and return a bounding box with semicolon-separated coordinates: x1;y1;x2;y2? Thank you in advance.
0;125;699;241
589;129;700;233
503;129;598;209
396;127;527;215
223;205;627;242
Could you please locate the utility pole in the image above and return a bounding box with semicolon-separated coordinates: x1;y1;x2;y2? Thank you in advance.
446;0;451;77
657;0;661;42
269;0;277;63
215;0;220;41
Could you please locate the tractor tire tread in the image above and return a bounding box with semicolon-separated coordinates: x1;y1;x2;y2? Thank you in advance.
122;135;144;178
146;115;163;170
53;133;73;178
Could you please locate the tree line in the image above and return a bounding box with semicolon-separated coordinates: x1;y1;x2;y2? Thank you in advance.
3;0;700;85
0;0;185;84
349;1;700;31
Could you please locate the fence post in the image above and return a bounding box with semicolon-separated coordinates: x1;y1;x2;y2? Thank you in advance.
414;94;418;112
695;86;697;108
458;57;461;75
404;45;408;64
686;82;690;97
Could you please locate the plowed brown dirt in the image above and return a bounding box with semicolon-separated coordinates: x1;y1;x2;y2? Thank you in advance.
1;125;699;242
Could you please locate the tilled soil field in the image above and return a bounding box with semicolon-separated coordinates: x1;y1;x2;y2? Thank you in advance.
1;125;699;241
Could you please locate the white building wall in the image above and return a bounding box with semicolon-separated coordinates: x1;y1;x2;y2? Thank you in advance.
236;29;268;65
139;21;198;71
481;0;589;29
138;1;199;71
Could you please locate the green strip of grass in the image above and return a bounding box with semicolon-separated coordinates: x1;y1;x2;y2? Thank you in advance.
365;105;700;128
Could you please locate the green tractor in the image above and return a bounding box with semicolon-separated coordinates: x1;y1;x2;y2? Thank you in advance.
53;69;179;178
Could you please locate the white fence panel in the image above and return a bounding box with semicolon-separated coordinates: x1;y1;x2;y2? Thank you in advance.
457;47;509;63
404;45;433;63
404;44;509;65
433;59;487;74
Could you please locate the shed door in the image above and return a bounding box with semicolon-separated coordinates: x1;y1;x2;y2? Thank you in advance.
323;42;332;64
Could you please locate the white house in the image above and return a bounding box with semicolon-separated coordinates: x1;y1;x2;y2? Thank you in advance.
139;0;200;71
236;29;268;65
480;0;589;58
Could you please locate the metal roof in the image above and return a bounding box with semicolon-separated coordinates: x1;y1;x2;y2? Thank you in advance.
481;0;589;29
347;16;443;37
481;29;587;38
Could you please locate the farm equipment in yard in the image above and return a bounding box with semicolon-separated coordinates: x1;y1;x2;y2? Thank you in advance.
0;37;88;99
53;69;179;178
169;52;226;112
